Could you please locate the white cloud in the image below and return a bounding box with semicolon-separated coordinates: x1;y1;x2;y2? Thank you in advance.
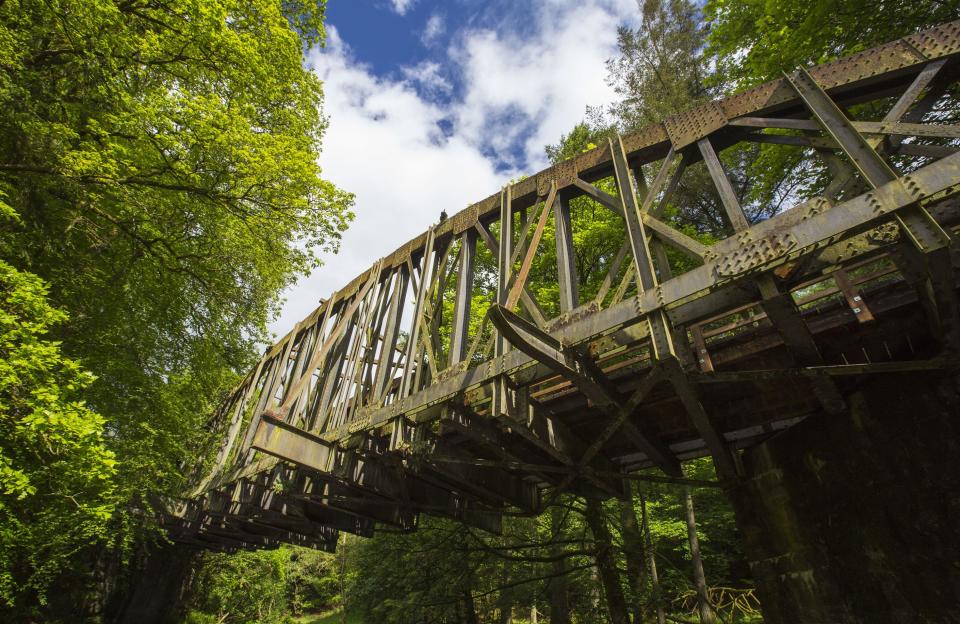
452;1;634;171
421;13;445;46
389;0;416;16
269;1;643;335
401;60;452;96
270;28;507;333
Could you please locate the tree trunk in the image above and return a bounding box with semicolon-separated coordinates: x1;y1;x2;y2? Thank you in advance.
585;497;631;624
620;480;648;623
495;562;512;624
463;588;480;624
684;487;716;624
640;487;666;624
549;505;571;624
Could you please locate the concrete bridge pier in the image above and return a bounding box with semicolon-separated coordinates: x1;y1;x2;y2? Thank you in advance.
727;373;960;623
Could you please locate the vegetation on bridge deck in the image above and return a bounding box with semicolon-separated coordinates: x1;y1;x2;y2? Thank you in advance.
0;0;958;623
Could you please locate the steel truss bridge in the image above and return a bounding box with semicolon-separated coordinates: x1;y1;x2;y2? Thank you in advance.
166;22;960;552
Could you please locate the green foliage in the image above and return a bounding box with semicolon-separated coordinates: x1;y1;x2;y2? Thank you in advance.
2;0;951;620
188;548;288;624
0;258;118;608
638;461;749;592
705;0;960;89
0;0;353;616
607;0;710;128
0;0;353;497
334;479;748;624
345;520;484;623
187;546;341;624
344;511;600;624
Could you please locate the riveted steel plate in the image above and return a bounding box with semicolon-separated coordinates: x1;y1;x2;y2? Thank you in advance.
664;101;728;149
448;203;479;235
906;20;960;59
720;79;798;119
511;175;536;201
621;123;670;156
537;160;577;196
809;40;924;89
715;233;799;278
569;140;613;177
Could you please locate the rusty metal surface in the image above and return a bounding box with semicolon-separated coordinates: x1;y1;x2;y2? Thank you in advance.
166;22;960;552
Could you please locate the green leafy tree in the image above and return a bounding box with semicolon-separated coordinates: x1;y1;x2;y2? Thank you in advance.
185;545;342;624
603;0;774;244
705;0;960;219
706;0;960;89
345;510;601;624
186;548;288;624
607;0;710;129
0;0;353;616
0;213;119;609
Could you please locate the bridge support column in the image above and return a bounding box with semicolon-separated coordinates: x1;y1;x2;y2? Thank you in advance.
728;373;960;623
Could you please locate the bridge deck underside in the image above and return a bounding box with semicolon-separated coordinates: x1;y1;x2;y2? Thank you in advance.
166;22;960;552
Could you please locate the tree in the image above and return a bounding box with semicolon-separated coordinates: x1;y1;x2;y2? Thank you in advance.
341;505;610;624
185;546;341;624
0;212;119;610
704;0;960;221
705;0;960;90
603;0;770;248
607;0;710;129
0;0;353;617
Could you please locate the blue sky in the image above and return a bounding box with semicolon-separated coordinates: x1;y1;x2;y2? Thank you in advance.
323;2;567;169
326;2;550;94
271;0;643;334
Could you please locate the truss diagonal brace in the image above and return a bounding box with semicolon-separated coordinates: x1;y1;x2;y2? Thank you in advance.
279;260;383;417
784;67;951;254
610;136;680;361
487;296;733;481
488;303;615;408
483;397;625;499
660;359;739;481
488;303;681;477
582;367;680;477
572;177;707;261
785;66;958;351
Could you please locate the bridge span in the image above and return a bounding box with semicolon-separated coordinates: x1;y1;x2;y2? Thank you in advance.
164;20;960;621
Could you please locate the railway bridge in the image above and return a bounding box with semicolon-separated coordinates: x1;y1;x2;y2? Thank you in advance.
167;22;960;623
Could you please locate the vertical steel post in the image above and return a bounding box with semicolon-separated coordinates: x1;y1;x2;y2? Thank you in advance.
401;230;436;398
553;191;579;313
496;188;513;357
493;188;513;419
373;267;410;403
610;135;675;360
450;229;477;365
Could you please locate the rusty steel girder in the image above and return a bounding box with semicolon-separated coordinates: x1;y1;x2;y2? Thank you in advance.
166;21;960;551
